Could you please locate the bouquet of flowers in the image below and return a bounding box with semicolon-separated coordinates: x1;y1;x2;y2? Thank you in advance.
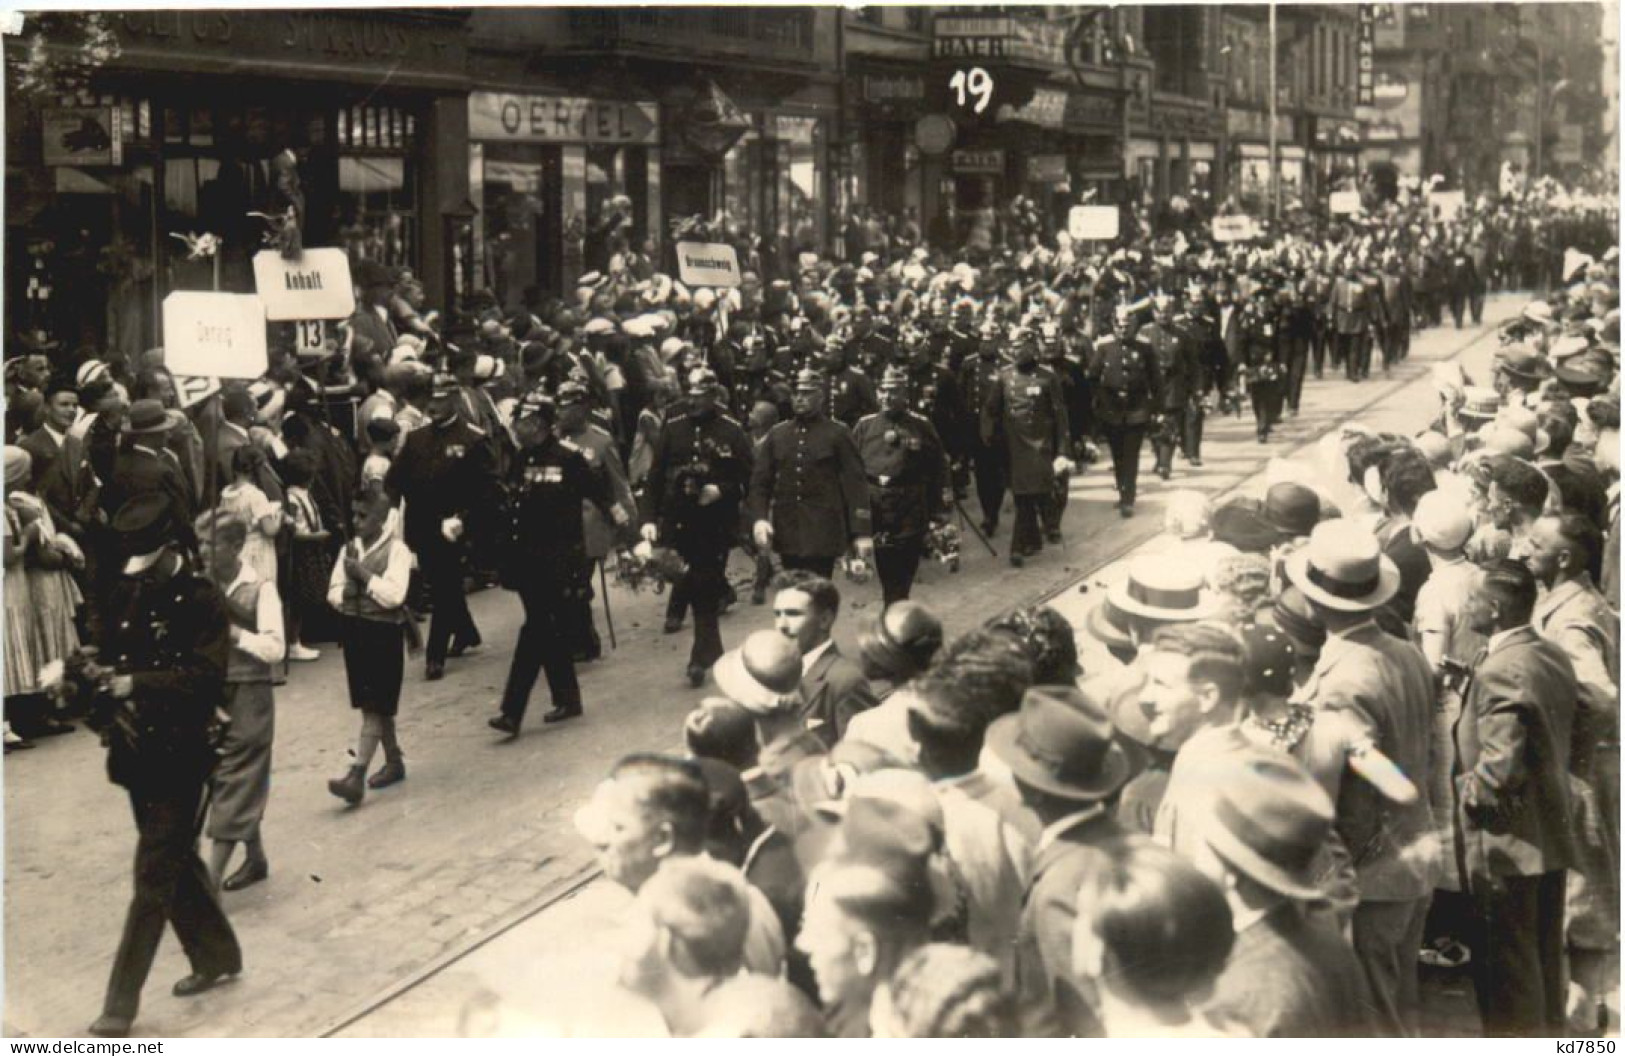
611;541;687;594
925;521;961;572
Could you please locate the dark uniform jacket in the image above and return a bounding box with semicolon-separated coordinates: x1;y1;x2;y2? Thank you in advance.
851;409;947;543
748;415;870;559
384;417;501;558
502;432;609;587
98;567;230;794
1085;333;1163;427
815;366;879;429
1329;275;1372;335
959;354;1006;452
642;409;753;556
1140;320;1202;410
981;364;1069;496
908;362;966;466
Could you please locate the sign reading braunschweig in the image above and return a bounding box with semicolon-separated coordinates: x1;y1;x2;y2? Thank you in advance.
470;93;659;145
252;248;356;321
675;242;741;288
163;292;269;380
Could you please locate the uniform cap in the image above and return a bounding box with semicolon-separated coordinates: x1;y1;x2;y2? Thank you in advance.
555;380;588;407
793;368;822;393
430;373;460;398
879;364;910;391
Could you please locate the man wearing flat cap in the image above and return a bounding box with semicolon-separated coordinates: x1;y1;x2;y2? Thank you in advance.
748;369;872;581
383;373;502;681
642;367;753;687
88;494;242;1037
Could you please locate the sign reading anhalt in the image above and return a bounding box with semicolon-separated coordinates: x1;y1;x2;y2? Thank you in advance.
163;292;268;380
469;92;659;145
675;242;742;288
252;248;356;321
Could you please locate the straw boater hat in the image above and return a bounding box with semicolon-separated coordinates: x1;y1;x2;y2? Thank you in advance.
1458;386;1503;422
1283;521;1401;613
1085;556;1218;650
712;630;802;715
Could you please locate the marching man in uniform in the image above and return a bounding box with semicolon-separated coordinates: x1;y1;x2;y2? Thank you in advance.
488;389;614;736
981;328;1071;566
749;368;873;580
642;368;753;688
852;365;948;606
1087;302;1162;518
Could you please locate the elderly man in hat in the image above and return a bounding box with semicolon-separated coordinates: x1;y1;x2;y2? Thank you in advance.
852;365;948;604
1284;520;1436;1037
1456;560;1580;1037
796;796;937;1036
87;494;242;1037
748;369;872;581
1187;749;1373;1037
982;327;1071;566
990;683;1139;1037
487;390;614;735
383;373;501;681
641;367;753;687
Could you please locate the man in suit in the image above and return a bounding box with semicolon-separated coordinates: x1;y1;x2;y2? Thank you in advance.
99;400;196;546
383;374;501;680
770;571;875;748
748;370;872;579
1195;748;1374;1037
19;375;76;491
215;386;283;506
1286;521;1437;1037
347;261;400;371
1456;560;1579;1037
988;682;1140;1037
1523;514;1619;1031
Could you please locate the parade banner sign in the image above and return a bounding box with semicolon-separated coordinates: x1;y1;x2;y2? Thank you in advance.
1429;190;1465;222
162;292;268;379
1211;215;1258;243
1329;191;1362;215
171;374;222;410
675;242;742;288
252;249;355;321
1068;205;1119;241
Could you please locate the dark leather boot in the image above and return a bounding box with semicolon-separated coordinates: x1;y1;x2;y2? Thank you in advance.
327;765;366;805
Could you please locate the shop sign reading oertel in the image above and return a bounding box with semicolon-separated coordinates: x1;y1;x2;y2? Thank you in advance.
469;93;659;146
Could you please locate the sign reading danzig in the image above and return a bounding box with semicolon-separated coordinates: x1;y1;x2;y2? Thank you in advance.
675;242;742;288
252;248;356;321
163;292;269;380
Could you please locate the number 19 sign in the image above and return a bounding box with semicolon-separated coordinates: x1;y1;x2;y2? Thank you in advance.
949;67;995;115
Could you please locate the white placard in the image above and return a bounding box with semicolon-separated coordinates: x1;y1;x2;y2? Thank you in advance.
1068;205;1119;241
1429;190;1465;222
1329;191;1362;215
675;241;742;288
252;248;356;321
162;292;268;380
171;374;221;410
1211;215;1257;243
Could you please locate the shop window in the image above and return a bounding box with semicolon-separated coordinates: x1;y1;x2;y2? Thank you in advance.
481;142;563;308
585;144;649;265
336;104;418;271
776;114;825;254
722;128;762;235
